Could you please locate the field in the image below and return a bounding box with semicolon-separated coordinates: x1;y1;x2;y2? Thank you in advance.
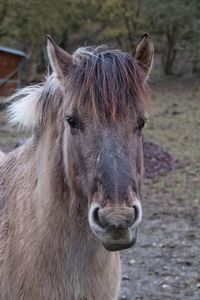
0;78;200;299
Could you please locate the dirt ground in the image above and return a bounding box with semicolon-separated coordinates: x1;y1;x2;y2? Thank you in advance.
120;174;200;300
0;78;200;300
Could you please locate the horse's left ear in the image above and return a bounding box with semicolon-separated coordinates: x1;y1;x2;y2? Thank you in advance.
133;33;154;78
47;35;73;80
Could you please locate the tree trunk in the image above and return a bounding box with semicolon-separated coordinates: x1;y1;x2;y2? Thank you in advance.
162;23;178;75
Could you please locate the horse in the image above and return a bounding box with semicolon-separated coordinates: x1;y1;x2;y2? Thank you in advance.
0;33;153;299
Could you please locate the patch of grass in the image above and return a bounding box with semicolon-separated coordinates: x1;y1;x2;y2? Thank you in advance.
145;79;200;162
144;77;200;212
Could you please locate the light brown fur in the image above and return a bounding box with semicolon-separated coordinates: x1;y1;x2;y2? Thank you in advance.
0;35;153;300
0;133;120;299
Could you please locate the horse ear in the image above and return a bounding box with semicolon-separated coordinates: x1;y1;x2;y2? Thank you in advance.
133;33;154;78
47;35;73;80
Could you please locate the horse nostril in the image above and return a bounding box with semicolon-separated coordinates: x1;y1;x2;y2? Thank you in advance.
93;206;100;224
133;205;138;222
92;206;106;229
132;202;142;227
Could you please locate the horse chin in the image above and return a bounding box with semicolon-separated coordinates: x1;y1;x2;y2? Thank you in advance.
102;229;137;252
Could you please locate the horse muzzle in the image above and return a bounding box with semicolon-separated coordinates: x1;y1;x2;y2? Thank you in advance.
89;201;142;251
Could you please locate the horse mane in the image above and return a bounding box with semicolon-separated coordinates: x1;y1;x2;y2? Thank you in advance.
8;45;151;131
8;74;63;130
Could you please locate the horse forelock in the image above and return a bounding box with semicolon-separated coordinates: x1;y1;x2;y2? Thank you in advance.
70;46;151;123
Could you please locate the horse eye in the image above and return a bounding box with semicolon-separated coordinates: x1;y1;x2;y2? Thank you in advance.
138;118;146;130
65;116;79;129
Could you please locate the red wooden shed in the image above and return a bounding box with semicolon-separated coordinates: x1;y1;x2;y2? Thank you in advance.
0;46;27;96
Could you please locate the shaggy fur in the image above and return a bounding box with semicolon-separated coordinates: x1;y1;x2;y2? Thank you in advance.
0;37;153;299
0;139;120;299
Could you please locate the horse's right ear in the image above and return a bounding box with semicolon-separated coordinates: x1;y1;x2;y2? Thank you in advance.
47;35;73;80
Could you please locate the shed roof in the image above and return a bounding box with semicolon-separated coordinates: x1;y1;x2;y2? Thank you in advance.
0;46;27;58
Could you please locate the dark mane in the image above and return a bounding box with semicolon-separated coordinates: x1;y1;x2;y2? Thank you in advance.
68;46;151;123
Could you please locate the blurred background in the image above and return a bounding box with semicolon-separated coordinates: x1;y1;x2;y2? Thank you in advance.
0;1;200;299
0;0;200;82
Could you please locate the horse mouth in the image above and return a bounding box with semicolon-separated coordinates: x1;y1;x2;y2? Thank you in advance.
102;228;137;251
